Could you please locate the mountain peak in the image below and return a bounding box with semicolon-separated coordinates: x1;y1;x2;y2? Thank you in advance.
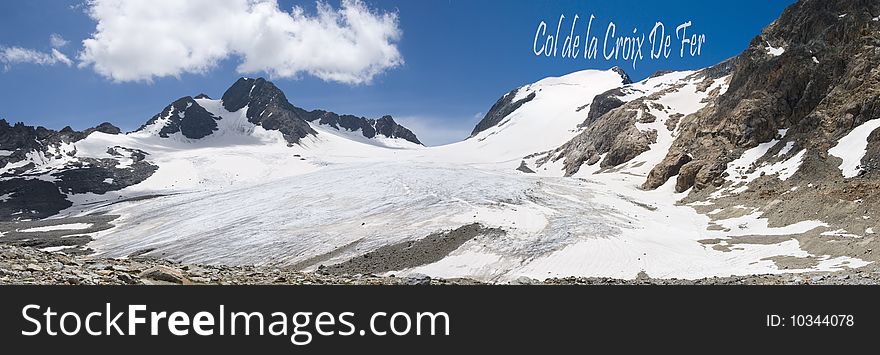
218;77;315;144
221;77;285;113
218;77;422;146
609;66;633;85
130;77;422;146
136;96;219;139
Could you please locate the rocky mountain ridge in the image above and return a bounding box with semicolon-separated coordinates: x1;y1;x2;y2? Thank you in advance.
218;77;421;145
0;77;422;222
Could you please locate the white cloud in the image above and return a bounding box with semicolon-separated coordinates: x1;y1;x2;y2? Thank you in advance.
78;0;404;84
0;46;73;70
0;33;74;70
394;115;480;146
50;33;69;48
51;48;73;66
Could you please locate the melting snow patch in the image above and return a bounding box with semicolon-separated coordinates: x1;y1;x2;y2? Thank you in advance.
715;211;826;237
778;141;795;156
40;245;76;253
725;133;805;184
765;42;785;56
828;119;880;178
821;229;861;238
19;223;93;233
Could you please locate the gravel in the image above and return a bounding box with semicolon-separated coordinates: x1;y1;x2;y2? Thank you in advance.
1;245;878;285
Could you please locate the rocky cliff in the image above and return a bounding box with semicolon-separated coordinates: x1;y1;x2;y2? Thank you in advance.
220;77;421;145
647;0;880;191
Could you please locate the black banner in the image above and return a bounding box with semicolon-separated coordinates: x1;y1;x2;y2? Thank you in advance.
1;286;875;353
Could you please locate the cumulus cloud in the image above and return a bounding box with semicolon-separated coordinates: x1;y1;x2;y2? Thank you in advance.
78;0;404;84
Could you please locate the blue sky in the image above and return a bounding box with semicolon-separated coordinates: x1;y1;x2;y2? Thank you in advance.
0;0;794;145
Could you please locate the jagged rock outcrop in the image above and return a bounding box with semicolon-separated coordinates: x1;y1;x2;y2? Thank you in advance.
1;119;121;167
221;77;421;145
471;88;536;137
536;67;726;177
373;115;421;144
581;88;626;127
305;112;421;144
221;77;317;144
0;120;157;221
645;0;880;190
611;66;634;85
138;96;219;139
85;122;121;135
554;99;659;176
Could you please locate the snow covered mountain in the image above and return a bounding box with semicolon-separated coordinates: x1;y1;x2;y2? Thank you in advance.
135;77;422;146
1;0;878;282
0;77;423;223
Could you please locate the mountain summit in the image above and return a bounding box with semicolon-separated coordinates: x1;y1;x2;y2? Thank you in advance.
137;77;422;146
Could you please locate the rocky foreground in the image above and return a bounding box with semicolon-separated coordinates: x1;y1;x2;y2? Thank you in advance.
0;245;877;285
0;245;482;285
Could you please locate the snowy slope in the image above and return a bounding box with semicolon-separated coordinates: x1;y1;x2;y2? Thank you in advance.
60;98;420;210
431;69;628;166
40;68;869;282
829;118;880;178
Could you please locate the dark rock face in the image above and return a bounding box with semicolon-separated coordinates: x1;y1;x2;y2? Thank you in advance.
53;158;157;195
675;161;704;193
0;119;46;153
0;119;92;154
307;111;370;133
470;88;536;137
644;153;692;191
611;66;633;85
865;127;880;176
582;88;625;127
1;119;125;171
645;0;880;190
541;93;670;176
86;122;121;135
373;116;421;144
221;77;316;144
0;121;158;222
0;179;71;221
137;97;219;139
220;77;421;145
516;160;535;173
